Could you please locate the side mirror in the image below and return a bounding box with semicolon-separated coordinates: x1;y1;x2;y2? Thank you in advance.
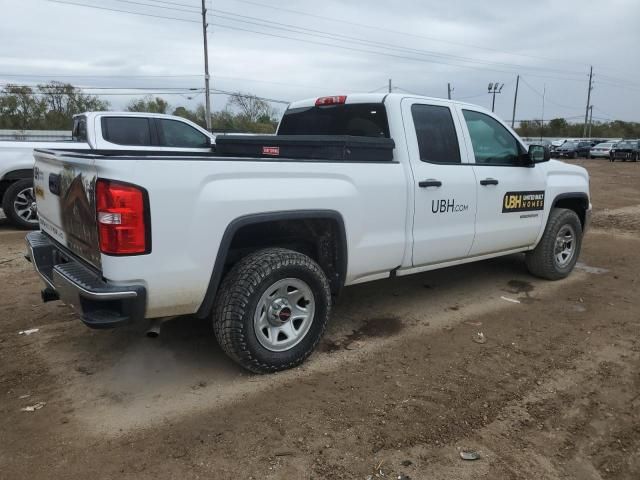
528;144;550;163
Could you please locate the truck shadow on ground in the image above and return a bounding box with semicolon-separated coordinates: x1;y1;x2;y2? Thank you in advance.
49;253;535;394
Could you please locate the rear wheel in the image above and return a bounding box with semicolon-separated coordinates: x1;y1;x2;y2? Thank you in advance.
1;179;39;229
525;208;583;280
213;248;331;373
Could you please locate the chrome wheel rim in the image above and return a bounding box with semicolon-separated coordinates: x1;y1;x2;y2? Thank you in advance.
253;278;315;352
554;225;576;268
14;187;38;224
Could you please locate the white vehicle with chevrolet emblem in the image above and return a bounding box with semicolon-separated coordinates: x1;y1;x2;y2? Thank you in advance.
26;93;591;373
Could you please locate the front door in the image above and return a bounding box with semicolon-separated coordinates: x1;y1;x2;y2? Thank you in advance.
458;108;546;256
402;99;477;266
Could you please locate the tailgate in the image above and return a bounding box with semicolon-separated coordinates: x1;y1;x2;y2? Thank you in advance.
33;150;101;269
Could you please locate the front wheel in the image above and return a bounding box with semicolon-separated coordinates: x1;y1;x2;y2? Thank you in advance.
1;179;39;229
213;248;331;373
525;208;583;280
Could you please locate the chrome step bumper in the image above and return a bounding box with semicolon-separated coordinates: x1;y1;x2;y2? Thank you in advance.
25;231;146;329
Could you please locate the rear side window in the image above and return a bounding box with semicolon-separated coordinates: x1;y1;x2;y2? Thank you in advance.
278;103;390;138
72;117;87;142
157;119;210;148
411;104;461;164
102;117;152;146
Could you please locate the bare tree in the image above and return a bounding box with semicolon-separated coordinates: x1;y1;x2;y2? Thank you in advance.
228;92;276;123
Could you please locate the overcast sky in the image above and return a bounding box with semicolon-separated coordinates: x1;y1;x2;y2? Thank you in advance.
1;0;639;124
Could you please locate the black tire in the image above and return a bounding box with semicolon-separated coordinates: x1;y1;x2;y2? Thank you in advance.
1;179;39;229
525;208;583;281
571;152;577;159
213;247;331;373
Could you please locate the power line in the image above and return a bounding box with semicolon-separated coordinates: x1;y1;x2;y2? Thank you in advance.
207;9;588;78
47;0;199;23
519;77;584;112
110;0;198;13
46;0;592;83
0;73;203;78
225;0;594;69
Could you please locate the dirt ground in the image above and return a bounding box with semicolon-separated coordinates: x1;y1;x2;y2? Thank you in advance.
1;159;639;480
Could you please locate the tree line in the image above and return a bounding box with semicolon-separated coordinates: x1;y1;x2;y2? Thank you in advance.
516;118;640;139
0;82;279;133
2;82;638;138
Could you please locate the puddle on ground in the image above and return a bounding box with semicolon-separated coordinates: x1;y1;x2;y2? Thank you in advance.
506;279;535;294
505;279;538;304
320;316;404;352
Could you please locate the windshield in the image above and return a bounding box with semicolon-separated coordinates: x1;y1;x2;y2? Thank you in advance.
278;103;390;137
596;143;612;148
562;142;577;148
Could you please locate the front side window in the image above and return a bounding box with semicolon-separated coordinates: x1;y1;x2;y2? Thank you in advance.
102;117;151;146
158;119;210;148
462;110;524;165
411;104;461;164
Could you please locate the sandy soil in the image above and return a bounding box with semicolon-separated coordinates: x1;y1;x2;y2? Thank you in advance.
0;159;639;479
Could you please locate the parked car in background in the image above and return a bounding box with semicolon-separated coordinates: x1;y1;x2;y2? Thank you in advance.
590;142;617;159
0;112;214;228
556;140;592;159
610;140;640;162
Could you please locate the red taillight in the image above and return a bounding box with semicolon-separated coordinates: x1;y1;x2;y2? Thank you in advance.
96;179;148;255
315;95;347;106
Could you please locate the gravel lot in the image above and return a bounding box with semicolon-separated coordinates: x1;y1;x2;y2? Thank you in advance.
1;159;639;479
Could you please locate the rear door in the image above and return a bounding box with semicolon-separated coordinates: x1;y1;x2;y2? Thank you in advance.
458;107;546;256
402;98;477;266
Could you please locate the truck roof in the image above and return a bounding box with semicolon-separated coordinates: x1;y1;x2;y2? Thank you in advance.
72;111;203;123
287;92;492;113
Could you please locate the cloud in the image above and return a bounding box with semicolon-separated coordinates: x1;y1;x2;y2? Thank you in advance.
1;0;638;122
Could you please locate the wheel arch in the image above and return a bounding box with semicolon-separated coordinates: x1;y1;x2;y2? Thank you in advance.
551;192;589;228
196;210;348;319
0;169;33;203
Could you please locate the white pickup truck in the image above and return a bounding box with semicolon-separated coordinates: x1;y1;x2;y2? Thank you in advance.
1;112;214;228
26;93;591;373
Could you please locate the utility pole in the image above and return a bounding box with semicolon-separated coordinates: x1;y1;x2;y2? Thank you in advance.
201;0;212;131
488;82;504;112
583;65;593;137
540;84;546;141
588;105;594;138
511;74;519;128
447;82;453;100
388;78;392;93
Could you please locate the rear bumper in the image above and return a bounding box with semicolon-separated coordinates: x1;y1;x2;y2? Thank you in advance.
25;231;146;329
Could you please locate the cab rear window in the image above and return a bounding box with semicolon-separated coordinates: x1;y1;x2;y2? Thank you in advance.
278;103;390;138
